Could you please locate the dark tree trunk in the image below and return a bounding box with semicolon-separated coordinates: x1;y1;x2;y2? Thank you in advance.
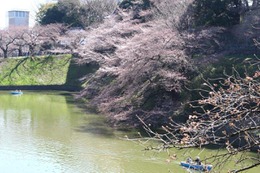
18;46;23;56
3;50;8;58
29;45;35;56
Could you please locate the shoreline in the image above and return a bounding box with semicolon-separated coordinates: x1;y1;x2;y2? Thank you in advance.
0;85;82;92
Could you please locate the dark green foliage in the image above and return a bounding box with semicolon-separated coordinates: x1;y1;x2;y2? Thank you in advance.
119;0;134;9
36;0;117;28
142;0;152;9
39;5;65;25
194;0;241;26
119;0;151;9
57;0;85;28
37;0;85;28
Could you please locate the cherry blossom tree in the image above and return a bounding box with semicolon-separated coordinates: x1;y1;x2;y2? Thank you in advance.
0;28;18;58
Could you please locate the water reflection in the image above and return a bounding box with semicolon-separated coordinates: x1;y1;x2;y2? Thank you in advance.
0;91;181;173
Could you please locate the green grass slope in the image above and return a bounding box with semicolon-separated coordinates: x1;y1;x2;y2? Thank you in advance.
0;54;99;90
0;55;72;85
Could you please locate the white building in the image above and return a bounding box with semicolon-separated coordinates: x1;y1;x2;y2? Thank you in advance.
8;10;30;27
46;0;58;2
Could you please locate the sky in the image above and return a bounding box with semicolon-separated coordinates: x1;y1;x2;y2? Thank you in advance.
0;0;52;28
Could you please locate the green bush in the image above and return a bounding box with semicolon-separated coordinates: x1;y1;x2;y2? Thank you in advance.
194;0;240;27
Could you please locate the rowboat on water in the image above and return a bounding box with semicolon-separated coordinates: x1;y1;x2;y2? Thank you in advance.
10;90;23;95
180;161;213;172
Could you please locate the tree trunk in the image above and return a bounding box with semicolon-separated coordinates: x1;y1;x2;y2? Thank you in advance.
18;46;23;56
3;50;8;58
29;45;35;57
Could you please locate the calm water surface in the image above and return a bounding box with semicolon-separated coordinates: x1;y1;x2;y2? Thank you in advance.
0;91;258;173
0;91;176;173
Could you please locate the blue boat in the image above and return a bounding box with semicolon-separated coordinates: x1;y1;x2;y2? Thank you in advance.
10;91;23;95
180;161;213;172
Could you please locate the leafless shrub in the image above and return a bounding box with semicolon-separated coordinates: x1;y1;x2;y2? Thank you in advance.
182;27;228;57
151;0;195;30
79;0;118;27
232;9;260;47
138;61;260;172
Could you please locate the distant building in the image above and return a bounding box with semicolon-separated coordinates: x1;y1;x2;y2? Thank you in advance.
8;10;29;27
46;0;58;3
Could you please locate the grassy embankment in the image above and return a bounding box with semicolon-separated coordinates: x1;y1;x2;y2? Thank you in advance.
0;55;98;91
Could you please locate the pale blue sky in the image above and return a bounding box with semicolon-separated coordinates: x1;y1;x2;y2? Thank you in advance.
0;0;50;28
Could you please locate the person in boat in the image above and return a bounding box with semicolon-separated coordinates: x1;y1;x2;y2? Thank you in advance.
194;156;201;165
186;157;192;163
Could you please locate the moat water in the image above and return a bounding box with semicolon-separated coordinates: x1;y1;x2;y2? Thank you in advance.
0;91;258;173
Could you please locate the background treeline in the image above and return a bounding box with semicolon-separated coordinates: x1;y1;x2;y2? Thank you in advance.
2;0;260;59
0;0;119;58
36;0;118;28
